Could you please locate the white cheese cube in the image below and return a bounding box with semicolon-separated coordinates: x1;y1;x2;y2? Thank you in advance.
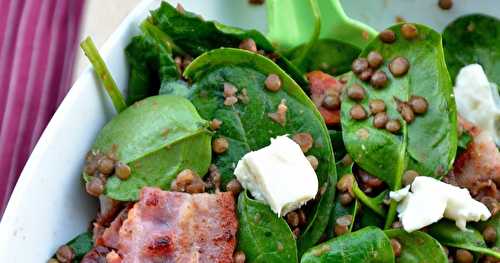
234;135;319;216
390;176;491;232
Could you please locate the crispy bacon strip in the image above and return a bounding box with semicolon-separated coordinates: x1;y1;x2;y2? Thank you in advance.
117;187;238;263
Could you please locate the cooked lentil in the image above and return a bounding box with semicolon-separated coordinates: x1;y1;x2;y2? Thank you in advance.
86;177;105;197
352;58;369;74
224;96;238;106
347;84;366;101
455;249;473;263
349;104;368;120
298;209;307;226
403;170;420;186
307;155;319;170
399;102;415;123
239;38;257;53
210;119;223;130
389;57;410;77
322;94;341;110
226;179;242;196
379;29;396;43
386;119;401;133
359;68;374;82
339;192;354;206
367;51;384;69
390;239;402;257
409;95;429;114
336;173;355;193
265;74;282;92
373;112;389;129
401;23;418;40
212;137;229;154
97;157;115;175
223;82;238;97
234;251;246;263
286;211;300;227
371;71;388;88
268;99;287;126
56;245;75;263
334;224;349;236
438;0;453;10
292;133;314;153
483;226;497;244
115;162;131;180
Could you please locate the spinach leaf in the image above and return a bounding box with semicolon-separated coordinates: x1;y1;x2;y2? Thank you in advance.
287;39;361;76
149;2;307;87
474;213;500;248
443;14;500;86
428;220;500;258
355;206;385;229
385;229;448;263
125;34;179;105
300;227;394;263
53;232;93;262
184;48;337;253
340;24;457;227
457;131;472;156
89;95;212;201
326;162;358;239
352;179;387;217
329;130;346;160
237;192;298;263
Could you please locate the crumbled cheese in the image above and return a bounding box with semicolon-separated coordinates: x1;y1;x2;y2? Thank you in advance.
390;176;491;232
234;135;318;216
454;64;500;144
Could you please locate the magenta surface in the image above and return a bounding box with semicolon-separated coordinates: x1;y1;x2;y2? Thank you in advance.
0;0;85;215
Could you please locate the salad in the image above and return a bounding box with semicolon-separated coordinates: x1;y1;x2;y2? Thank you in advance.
49;1;499;263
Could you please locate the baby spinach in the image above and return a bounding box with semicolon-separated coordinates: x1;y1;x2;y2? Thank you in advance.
287;39;361;76
474;214;500;248
125;33;179;104
329;130;347;160
443;14;500;86
53;232;93;262
300;227;394;263
149;1;307;87
385;229;448;263
428;220;500;258
237;192;298;263
184;48;337;253
89;95;212;201
341;24;457;227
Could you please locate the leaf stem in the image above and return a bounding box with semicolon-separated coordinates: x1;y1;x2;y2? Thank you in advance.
80;37;127;113
140;19;187;56
352;181;386;217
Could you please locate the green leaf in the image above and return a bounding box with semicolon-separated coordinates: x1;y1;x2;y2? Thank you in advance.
287;39;361;76
443;14;500;86
474;213;500;248
352;180;387;217
300;227;395;263
52;232;93;262
237;192;298;263
428;220;500;258
125;34;179;105
89;95;212;201
158;80;191;97
184;48;337;253
149;1;308;87
340;24;458;227
329;130;347;160
385;229;448;263
326;162;358;239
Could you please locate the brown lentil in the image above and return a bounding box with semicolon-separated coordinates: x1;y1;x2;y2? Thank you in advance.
341;154;353;166
286;211;300;227
239;38;257;53
349;104;368;120
367;51;384;69
482;226;497;244
339;192;354;206
56;245;75;263
114;162;131;180
223;82;238;97
371;71;388;88
268;99;287;126
455;249;473;263
224;96;238;106
298;209;307;226
336;215;353;226
234;251;246;263
347;84;366;101
226;179;242;196
373;112;389;129
210;119;223;130
292;133;314;153
173;169;206;193
358;169;384;190
238;88;250;104
336;174;355;193
292;227;301;239
186;181;205;193
84;159;98;175
307;155;319;170
265;74;282;92
401;23;418;40
398;102;415;123
481;196;499;215
389;57;410;77
359;68;374;82
97;157;114;175
352;58;369;74
213;137;229;154
390;239;402;257
403;170;420;186
409;95;429;114
438;0;453;10
386;119;401;133
379;29;396;43
334;224;349;236
322;94;341;110
86;177;105;197
392;221;403;229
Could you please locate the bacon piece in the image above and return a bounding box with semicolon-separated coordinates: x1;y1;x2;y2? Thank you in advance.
307;71;344;125
94;207;129;249
445;117;500;209
81;246;110;263
118;187;238;263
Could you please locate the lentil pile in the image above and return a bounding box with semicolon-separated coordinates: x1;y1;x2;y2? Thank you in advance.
83;150;131;197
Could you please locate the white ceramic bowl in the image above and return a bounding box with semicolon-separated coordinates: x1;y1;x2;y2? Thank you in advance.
0;0;498;261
